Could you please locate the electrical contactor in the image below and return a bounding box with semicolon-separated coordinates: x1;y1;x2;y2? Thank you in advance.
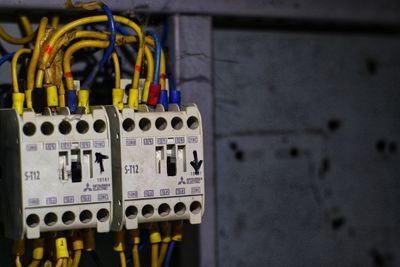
0;7;206;266
0;107;113;240
0;104;205;239
107;104;205;230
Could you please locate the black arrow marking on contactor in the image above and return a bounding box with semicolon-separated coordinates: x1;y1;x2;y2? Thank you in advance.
190;150;203;175
95;152;109;173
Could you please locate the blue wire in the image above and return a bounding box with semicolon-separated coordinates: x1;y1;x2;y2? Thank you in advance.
166;60;177;92
115;23;130;36
139;243;145;252
0;52;15;67
146;31;161;84
161;20;177;93
163;241;176;267
81;3;116;89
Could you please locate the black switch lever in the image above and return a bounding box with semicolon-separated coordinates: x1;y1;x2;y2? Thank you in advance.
95;152;109;173
190;150;203;175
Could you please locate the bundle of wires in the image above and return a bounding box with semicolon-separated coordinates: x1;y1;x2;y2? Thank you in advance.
81;3;116;90
0;3;183;115
0;5;186;267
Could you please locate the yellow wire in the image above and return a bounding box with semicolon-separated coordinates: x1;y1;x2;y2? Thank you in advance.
48;30;124;63
19;15;34;36
133;244;141;267
151;244;159;267
55;259;63;267
15;255;22;267
12;48;31;93
119;252;127;267
157;243;169;267
61;32;153;89
28;260;40;267
63;40;108;90
62;40;123;90
0;23;34;45
75;30;136;44
27;17;48;91
111;52;121;89
44;30;134;69
63;39;128;90
72;250;81;267
158;222;172;267
74;31;154;83
159;49;166;90
59;81;66;107
28;238;44;267
37;28;153;109
51;16;60;28
36;15;144;90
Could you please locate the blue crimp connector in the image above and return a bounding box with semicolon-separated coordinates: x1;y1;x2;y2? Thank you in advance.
159;90;168;110
169;90;181;106
66;90;77;113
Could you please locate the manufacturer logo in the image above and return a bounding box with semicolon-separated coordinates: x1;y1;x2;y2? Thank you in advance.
83;183;92;192
178;176;186;185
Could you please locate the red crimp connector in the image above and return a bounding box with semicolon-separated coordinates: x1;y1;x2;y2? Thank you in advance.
147;83;161;106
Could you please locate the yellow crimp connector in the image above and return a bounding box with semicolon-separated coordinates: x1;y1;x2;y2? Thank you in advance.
172;221;183;242
25;89;33;109
72;231;84;251
84;229;95;251
55;237;69;259
12;92;25;115
128;229;140;245
32;238;44;260
58;82;66;108
46;85;58;107
149;223;161;244
112;88;125;111
113;231;126;252
59;94;65;108
78;90;90;113
141;81;151;103
160;222;172;243
12;239;25;256
128;88;139;110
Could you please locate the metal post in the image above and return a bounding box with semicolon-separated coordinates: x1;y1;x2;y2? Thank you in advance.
169;15;216;267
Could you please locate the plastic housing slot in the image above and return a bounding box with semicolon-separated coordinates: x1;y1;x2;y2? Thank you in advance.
82;150;93;179
167;145;176;176
58;151;69;181
178;145;186;172
156;146;165;174
71;149;82;183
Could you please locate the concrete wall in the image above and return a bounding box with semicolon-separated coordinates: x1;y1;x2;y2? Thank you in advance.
214;29;400;267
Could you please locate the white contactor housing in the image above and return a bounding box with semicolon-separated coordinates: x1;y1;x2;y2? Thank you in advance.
106;103;205;230
0;107;113;240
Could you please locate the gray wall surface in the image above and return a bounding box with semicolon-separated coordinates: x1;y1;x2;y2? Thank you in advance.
214;29;400;266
